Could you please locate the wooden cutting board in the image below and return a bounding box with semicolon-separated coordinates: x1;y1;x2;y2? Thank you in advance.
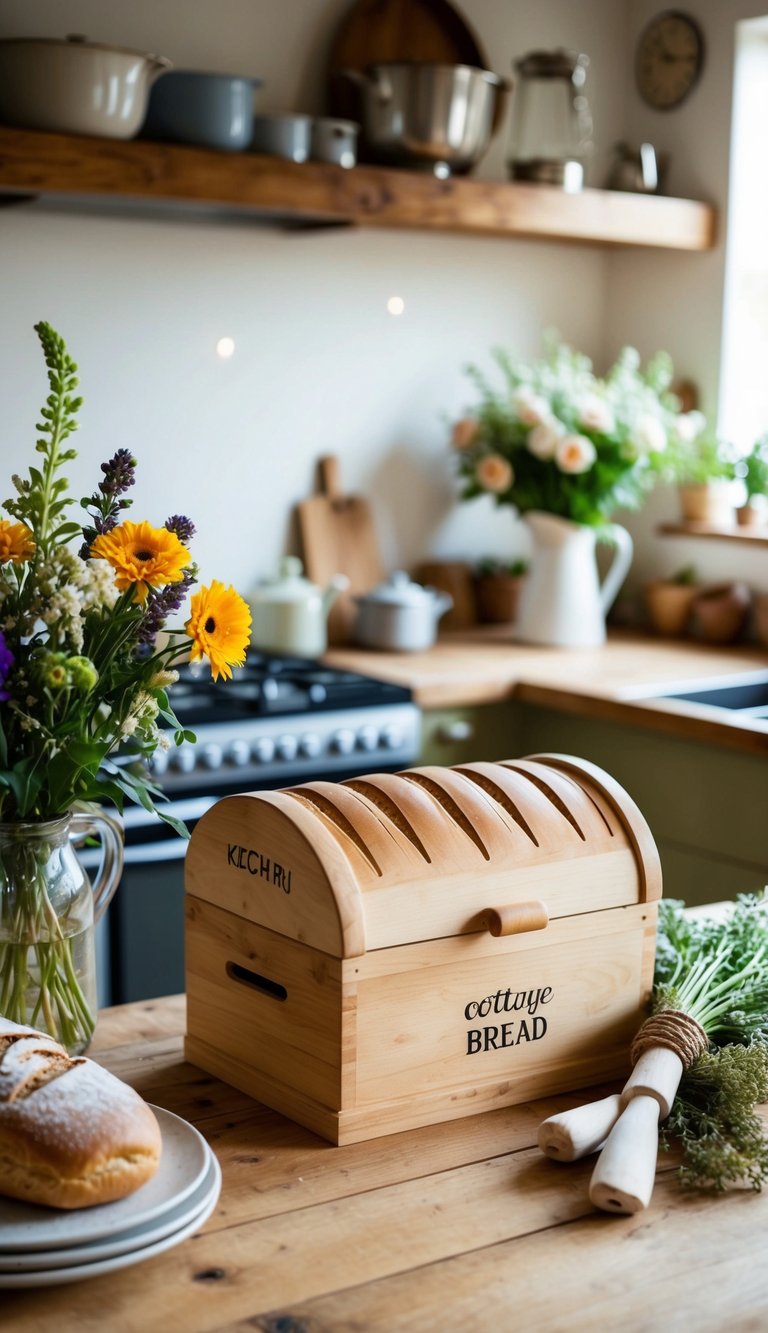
297;455;384;645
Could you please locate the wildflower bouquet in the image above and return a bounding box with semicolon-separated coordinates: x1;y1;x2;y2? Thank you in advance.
451;336;702;527
0;322;251;1049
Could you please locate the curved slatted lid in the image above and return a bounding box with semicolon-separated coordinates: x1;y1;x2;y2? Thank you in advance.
186;754;659;956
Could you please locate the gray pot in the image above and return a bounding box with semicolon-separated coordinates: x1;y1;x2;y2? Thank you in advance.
354;572;453;652
310;117;359;168
143;70;262;151
251;114;312;162
339;62;508;175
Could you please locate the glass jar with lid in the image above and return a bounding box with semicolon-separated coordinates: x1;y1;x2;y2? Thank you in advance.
508;49;592;191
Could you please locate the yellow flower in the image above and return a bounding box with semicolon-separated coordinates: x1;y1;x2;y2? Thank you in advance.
0;519;35;564
185;581;251;682
91;520;190;603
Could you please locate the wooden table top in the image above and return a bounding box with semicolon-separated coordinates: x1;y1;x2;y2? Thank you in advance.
6;995;768;1331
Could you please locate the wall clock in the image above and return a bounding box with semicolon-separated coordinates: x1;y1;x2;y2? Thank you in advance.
636;10;705;110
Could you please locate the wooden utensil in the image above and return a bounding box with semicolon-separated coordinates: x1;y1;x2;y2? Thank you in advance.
297;455;383;645
327;0;500;127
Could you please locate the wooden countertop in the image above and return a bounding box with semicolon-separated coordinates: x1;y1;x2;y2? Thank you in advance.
327;629;768;756
7;995;768;1330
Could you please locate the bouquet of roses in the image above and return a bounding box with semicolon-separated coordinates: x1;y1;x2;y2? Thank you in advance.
0;322;251;1047
451;335;704;527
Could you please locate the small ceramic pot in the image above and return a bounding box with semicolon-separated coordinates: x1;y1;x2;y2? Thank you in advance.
310;118;359;168
736;502;766;529
251;114;312;162
474;574;526;625
353;572;453;652
644;580;698;637
690;581;751;644
143;70;262;151
678;482;734;526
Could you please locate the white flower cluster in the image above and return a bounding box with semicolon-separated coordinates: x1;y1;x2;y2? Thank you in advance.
34;549;119;651
513;386;597;475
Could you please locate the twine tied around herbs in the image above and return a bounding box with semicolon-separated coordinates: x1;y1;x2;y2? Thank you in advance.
630;1009;709;1070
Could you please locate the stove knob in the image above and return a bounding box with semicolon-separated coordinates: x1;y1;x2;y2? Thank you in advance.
331;728;356;756
357;725;379;752
227;739;251;767
299;732;323;759
380;726;404;750
276;734;298;762
201;743;223;770
173;744;197;774
253;737;276;764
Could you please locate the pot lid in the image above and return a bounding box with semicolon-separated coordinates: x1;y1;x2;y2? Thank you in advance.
254;556;321;604
359;571;438;607
0;34;171;65
514;49;589;83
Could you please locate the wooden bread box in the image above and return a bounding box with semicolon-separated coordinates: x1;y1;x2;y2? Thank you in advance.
184;754;661;1144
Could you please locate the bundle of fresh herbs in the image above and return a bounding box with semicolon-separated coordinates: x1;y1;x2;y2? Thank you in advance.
538;893;768;1209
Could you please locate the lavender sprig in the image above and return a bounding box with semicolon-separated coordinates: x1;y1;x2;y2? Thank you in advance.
80;448;137;557
0;631;14;702
164;514;196;544
138;569;197;646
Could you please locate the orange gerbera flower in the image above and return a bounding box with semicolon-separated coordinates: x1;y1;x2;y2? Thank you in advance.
185;581;251;682
91;520;190;603
0;519;35;564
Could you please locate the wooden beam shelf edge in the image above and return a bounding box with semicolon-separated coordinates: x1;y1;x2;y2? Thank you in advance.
658;522;768;547
0;125;717;251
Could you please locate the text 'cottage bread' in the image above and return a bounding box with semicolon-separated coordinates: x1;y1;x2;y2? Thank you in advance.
0;1017;162;1209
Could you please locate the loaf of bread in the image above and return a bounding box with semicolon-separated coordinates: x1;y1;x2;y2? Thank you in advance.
0;1017;162;1209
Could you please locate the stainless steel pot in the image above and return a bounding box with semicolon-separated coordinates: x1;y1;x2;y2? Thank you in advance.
0;34;171;139
339;62;508;175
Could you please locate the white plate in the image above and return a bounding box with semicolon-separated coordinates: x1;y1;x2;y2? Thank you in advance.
0;1106;210;1253
0;1147;219;1272
0;1154;221;1288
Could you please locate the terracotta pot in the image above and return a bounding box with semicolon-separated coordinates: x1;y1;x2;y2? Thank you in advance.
474;573;526;624
678;482;734;526
643;580;697;637
690;581;751;644
736;503;766;529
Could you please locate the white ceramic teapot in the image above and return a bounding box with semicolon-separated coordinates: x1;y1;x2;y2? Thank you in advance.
353;571;453;652
251;557;348;657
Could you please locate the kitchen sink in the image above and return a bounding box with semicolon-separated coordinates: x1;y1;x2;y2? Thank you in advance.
638;673;768;720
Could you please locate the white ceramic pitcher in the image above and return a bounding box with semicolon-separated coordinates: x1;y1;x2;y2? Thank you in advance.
515;511;633;648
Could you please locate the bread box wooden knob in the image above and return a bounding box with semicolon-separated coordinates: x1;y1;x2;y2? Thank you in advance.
482;901;549;937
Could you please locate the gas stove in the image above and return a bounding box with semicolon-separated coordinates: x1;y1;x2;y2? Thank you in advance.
148;652;421;793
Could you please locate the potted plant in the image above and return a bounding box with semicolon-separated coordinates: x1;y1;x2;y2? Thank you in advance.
673;432;737;526
451;336;693;646
643;564;698;637
473;557;529;624
735;434;768;527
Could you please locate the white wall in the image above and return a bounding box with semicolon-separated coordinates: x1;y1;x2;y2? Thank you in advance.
606;0;768;591
0;0;627;599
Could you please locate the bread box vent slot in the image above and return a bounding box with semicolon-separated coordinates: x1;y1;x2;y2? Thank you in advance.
455;768;539;846
403;773;490;859
502;763;586;839
344;780;432;862
225;962;287;1002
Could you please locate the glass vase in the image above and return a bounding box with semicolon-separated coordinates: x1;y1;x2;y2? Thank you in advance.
0;810;123;1054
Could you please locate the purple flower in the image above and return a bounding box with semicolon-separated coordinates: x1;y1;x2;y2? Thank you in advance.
137;570;196;646
98;449;137;499
0;631;14;703
164;514;196;544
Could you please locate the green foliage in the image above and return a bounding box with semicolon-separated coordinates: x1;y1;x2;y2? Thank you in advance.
452;337;692;528
673;432;737;485
670;563;698;586
655;895;768;1193
474;557;529;578
738;434;768;500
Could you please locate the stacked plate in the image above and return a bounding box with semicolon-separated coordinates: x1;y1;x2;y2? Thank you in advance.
0;1106;221;1288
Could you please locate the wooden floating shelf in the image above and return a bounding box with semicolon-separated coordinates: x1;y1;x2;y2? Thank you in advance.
0;126;716;250
658;522;768;547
